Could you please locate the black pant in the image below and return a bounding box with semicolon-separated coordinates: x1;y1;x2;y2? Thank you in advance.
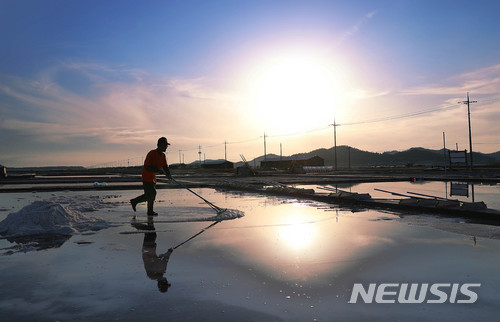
132;181;157;214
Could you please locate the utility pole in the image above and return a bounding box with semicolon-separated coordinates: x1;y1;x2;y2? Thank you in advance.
443;132;447;173
459;92;477;171
198;145;202;166
348;146;351;169
329;119;339;170
224;140;227;161
263;132;267;162
280;143;282;160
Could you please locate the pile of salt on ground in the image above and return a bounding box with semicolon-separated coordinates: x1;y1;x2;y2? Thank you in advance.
0;200;110;238
215;208;245;220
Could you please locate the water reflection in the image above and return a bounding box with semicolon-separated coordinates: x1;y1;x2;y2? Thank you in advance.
131;217;221;292
315;181;500;210
1;234;71;255
277;211;318;251
132;217;173;293
449;182;470;197
1;189;499;321
209;200;399;283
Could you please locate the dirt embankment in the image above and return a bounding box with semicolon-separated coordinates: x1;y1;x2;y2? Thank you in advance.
2;166;500;193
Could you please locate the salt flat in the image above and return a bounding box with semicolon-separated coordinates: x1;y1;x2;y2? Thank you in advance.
1;185;500;321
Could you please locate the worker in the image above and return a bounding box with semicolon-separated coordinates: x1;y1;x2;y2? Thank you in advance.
130;137;172;216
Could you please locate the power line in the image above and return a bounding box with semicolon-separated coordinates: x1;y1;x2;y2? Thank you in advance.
339;103;459;126
227;136;261;145
182;95;500;153
267;126;331;138
93;96;500;166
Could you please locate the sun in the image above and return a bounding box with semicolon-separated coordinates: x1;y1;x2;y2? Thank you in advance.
248;53;346;134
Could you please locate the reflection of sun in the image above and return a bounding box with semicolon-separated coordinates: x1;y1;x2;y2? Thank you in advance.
278;218;317;251
248;53;346;134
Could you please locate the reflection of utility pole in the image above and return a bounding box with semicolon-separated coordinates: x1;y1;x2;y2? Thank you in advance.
459;92;477;171
329;119;340;170
471;183;475;203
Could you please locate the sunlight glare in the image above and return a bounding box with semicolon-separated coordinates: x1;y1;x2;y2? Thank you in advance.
278;215;318;251
248;53;347;134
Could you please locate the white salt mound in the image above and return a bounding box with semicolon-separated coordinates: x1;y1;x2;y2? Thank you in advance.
215;208;245;220
0;201;110;237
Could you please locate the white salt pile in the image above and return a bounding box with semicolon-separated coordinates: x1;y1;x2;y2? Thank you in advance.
214;208;245;220
48;194;122;212
133;206;245;223
0;200;110;238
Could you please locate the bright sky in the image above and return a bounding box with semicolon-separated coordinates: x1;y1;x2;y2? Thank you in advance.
1;0;500;167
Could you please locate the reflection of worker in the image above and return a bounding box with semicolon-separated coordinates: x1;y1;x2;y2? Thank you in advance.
143;232;173;293
132;219;173;293
130;137;172;216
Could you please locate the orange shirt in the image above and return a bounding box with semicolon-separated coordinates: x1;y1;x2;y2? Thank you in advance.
142;149;167;183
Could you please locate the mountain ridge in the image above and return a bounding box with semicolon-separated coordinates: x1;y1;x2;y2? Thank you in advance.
240;146;500;168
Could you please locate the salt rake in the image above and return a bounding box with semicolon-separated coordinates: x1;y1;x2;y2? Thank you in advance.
170;177;227;214
172;221;220;250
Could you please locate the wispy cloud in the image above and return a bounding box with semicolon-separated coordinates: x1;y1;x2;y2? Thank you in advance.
0;62;240;146
0;118;156;145
337;10;379;45
0;61;245;166
2;57;500;166
348;88;390;101
401;64;500;97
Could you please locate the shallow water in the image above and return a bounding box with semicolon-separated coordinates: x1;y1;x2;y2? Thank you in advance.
312;180;500;210
1;186;500;321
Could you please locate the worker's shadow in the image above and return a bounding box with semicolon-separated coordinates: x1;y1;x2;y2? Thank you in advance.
131;217;221;293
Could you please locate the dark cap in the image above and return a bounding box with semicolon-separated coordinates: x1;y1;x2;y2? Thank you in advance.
157;137;171;146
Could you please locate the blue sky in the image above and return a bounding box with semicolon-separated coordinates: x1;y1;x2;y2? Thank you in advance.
1;0;500;167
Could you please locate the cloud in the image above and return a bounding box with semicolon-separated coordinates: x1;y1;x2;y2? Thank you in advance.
401;64;500;97
0;61;247;165
337;10;379;45
347;88;390;101
326;63;500;154
0;61;241;144
3;57;500;166
0;118;156;145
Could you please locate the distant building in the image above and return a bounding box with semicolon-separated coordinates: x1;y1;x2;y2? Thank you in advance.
260;156;324;169
236;166;255;176
0;165;6;178
201;160;234;169
168;163;187;169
